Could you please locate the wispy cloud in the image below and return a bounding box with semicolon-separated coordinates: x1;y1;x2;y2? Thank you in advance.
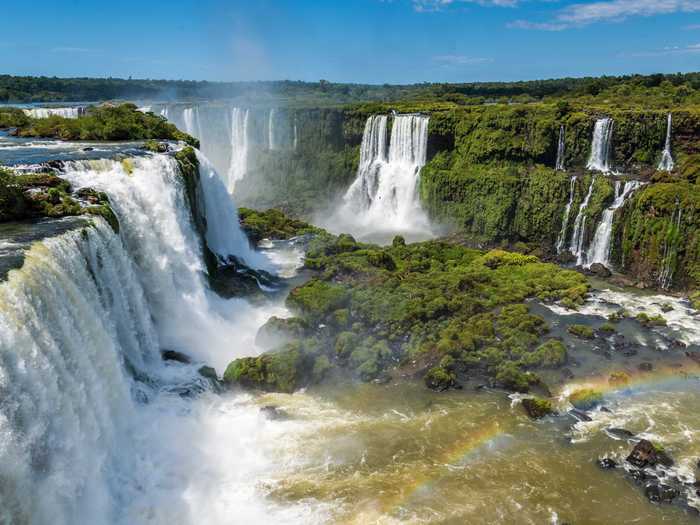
51;46;99;53
684;23;700;28
414;0;518;12
433;54;494;65
623;42;700;56
511;0;700;30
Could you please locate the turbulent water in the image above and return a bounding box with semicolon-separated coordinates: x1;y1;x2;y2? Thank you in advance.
658;113;675;172
585;180;642;268
335;114;433;241
587;118;614;173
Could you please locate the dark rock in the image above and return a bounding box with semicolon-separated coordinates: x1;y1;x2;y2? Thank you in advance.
606;427;635;440
685;351;700;364
631;469;653;484
561;368;574;380
600;406;612;413
644;483;679;503
638;362;653;372
82;147;94;151
671;339;687;349
161;349;191;364
521;397;554;419
569;408;592;422
260;405;290;421
598;457;617;469
627;439;674;468
588;263;612;278
198;365;218;381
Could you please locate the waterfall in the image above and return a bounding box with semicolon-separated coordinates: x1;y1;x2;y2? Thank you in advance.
585;180;642;268
658;113;675;172
293;118;298;150
569;176;596;265
659;200;683;289
268;108;276;151
555;125;566;171
23;107;84;119
59;154;260;368
227;107;250;192
587;118;614;173
195;150;269;269
183;106;202;140
339;114;431;235
0;220;159;524
555;176;577;254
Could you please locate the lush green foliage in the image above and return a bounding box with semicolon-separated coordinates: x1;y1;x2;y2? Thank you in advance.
2;103;198;146
225;227;587;393
238;207;321;243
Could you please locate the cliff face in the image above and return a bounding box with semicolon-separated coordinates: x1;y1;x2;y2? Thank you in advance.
228;102;700;291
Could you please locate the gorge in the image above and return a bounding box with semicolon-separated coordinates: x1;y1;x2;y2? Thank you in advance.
1;72;700;525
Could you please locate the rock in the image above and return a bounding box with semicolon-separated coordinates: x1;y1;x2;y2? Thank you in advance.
638;362;653;372
568;388;604;410
644;483;679;503
626;439;674;468
255;316;308;351
198;365;218;381
569;408;592;422
161;349;191;364
260;405;291;421
561;368;575;380
660;303;674;313
606;427;635;440
522;397;554;419
82;147;94;151
631;469;653;484
588;263;612;278
598;457;617;469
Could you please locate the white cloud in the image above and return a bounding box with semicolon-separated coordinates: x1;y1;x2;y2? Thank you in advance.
432;54;494;65
511;0;700;30
414;0;517;11
684;22;700;28
51;47;97;53
624;41;700;55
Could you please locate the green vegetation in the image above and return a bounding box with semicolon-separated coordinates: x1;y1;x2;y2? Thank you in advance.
635;312;668;327
0;167;118;230
568;388;604;410
224;225;588;393
521;397;555;419
238;207;322;243
567;324;595;339
0;103;198;146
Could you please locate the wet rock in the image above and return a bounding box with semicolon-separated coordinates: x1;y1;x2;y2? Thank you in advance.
588;263;612;278
626;439;674;468
606;427;635;440
638;362;653;372
598;457;618;469
161;349;191;364
260;405;290;421
521;397;554;419
569;408;592;422
561;368;574;380
671;339;687;349
660;303;674;313
644;483;679;503
631;469;653;484
198;365;218;381
82;147;94;151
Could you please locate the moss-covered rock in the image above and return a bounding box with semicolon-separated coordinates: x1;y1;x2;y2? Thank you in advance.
522;397;554;419
222;343;310;393
567;324;595;339
569;388;604;410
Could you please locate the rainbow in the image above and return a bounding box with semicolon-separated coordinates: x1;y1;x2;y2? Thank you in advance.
374;421;510;518
558;359;700;401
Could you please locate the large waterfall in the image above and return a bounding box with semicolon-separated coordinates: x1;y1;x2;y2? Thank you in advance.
555;176;576;254
587;118;614;173
338;114;431;238
227;107;250;191
585;180;641;268
569;176;596;265
23;107;85;119
555;125;566;171
658;113;675;172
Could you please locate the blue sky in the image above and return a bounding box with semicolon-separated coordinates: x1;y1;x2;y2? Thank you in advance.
2;0;699;83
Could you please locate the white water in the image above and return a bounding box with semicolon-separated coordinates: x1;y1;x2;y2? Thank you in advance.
587;118;614;173
658;113;675;172
268;108;276;151
227;107;250;192
556;176;576;254
585;180;642;268
336;114;433;240
659;202;683;290
569;176;596;265
555;125;566;171
23;107;84;119
182;107;202;141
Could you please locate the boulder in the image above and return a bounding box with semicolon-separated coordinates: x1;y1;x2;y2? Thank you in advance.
521;397;554;419
626;439;674;468
161;349;191;364
588;263;612;278
598;457;617;469
644;483;679;503
606;427;635;440
260;405;291;421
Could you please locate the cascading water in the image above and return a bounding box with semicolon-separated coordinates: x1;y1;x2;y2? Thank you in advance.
0;220;158;524
585;180;642;268
338;114;432;238
23;107;84;119
268;108;276;151
183;106;203;141
555;125;566;171
587;118;614;173
569;177;596;265
227;107;250;192
658;113;675;172
659;199;683;289
555;176;577;254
